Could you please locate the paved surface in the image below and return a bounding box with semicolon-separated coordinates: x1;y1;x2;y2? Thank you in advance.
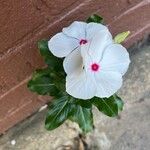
0;40;150;150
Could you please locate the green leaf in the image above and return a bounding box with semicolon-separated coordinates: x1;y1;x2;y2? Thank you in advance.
75;99;92;108
38;40;51;57
45;96;94;133
38;40;64;72
86;14;104;24
45;96;71;130
32;68;51;80
92;95;124;117
28;68;59;96
113;95;124;111
69;102;93;133
114;31;130;44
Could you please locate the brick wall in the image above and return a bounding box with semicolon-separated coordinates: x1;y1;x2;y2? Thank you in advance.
0;0;150;133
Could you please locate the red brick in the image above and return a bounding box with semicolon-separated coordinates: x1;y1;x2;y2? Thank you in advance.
0;78;51;133
0;41;45;96
108;1;150;47
0;0;45;54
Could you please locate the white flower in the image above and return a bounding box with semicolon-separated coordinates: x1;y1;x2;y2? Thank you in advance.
48;21;112;58
48;21;130;99
63;34;130;99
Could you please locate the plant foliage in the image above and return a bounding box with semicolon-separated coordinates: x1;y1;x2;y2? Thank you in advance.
28;15;125;134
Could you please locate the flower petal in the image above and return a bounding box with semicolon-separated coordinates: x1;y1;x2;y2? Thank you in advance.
95;71;122;98
62;21;87;40
63;47;82;75
81;30;113;62
66;70;96;99
48;32;79;57
86;23;110;40
100;44;130;75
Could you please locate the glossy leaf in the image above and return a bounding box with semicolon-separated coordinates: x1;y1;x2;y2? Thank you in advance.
45;96;71;130
113;95;124;111
38;40;64;72
69;103;93;133
38;40;51;57
86;14;104;24
28;68;59;96
32;68;51;80
75;99;92;108
92;95;124;117
114;31;130;44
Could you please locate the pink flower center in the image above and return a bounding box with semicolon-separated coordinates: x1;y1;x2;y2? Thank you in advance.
91;63;100;72
79;39;88;45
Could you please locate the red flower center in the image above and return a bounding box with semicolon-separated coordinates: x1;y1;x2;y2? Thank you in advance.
91;63;100;72
79;39;88;45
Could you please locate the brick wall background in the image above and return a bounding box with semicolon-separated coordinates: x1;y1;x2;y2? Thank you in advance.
0;0;150;133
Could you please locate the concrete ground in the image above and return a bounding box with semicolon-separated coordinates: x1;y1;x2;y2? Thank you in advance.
0;38;150;150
